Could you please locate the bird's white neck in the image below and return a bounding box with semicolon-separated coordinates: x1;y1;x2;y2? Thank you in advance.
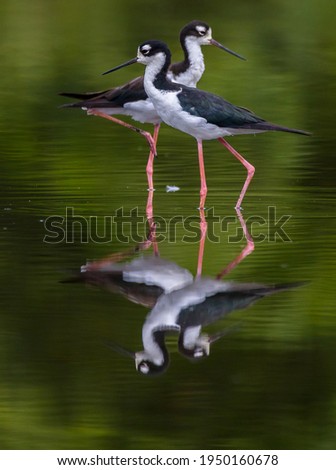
143;52;167;87
178;37;205;87
168;37;205;88
141;327;166;366
143;52;175;105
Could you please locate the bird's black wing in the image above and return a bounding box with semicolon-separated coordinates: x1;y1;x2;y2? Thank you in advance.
178;87;310;135
178;87;266;128
60;76;148;108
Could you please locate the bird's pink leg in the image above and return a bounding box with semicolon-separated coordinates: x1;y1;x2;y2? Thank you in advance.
146;123;161;192
87;109;157;156
197;139;208;209
217;137;255;210
196;208;208;277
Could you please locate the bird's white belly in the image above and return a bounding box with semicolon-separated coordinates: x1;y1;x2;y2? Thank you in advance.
152;94;233;140
123;99;161;124
169;109;234;140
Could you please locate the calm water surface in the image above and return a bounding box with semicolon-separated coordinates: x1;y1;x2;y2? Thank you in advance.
1;0;336;450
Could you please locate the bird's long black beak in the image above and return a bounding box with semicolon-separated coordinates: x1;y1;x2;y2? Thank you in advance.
208;323;242;344
105;340;136;359
209;39;246;61
102;57;138;75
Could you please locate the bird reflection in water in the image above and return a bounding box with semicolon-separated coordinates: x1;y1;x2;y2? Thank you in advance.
66;199;303;376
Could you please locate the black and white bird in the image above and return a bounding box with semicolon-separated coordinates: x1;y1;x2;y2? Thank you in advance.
108;274;304;376
104;40;310;209
60;21;245;191
63;251;304;376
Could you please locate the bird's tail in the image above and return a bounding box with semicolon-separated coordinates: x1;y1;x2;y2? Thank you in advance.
58;90;110;108
228;281;308;298
265;281;307;294
253;121;311;136
59;91;107;100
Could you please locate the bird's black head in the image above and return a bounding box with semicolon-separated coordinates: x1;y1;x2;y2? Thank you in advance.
136;357;170;376
179;20;246;60
102;40;172;76
178;334;210;361
135;329;170;376
138;40;171;60
180;20;210;41
105;338;170;377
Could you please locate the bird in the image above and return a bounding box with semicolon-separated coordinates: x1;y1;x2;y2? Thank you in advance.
62;238;304;376
103;40;310;210
59;21;245;193
106;272;305;376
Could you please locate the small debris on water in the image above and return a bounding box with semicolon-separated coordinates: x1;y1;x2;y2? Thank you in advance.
166;185;180;193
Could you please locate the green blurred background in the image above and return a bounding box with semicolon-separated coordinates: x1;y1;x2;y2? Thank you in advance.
0;0;336;450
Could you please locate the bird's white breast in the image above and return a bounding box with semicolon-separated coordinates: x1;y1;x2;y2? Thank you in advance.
168;37;205;88
123;99;161;124
144;88;234;140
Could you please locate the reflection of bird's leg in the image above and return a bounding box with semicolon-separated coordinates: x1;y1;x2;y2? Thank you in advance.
146;188;154;224
146;123;161;192
217;137;255;210
87;109;157;156
83;246;136;271
145;125;161;219
83;235;158;271
83;212;160;271
141;220;159;256
196;208;208;277
143;189;159;256
216;208;254;279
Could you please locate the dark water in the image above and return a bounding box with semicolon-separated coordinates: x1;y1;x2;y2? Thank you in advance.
1;0;336;450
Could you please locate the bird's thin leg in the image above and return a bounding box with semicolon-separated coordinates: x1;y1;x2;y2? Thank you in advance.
217;137;255;210
216;208;254;279
87;109;157;156
197;139;208;209
196;208;207;277
146;123;161;192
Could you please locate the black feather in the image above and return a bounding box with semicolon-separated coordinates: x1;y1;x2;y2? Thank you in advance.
59;76;148;109
178;88;310;135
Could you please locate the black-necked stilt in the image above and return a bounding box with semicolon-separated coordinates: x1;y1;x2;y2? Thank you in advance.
63;209;300;375
107;270;304;375
60;21;245;192
104;40;310;209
